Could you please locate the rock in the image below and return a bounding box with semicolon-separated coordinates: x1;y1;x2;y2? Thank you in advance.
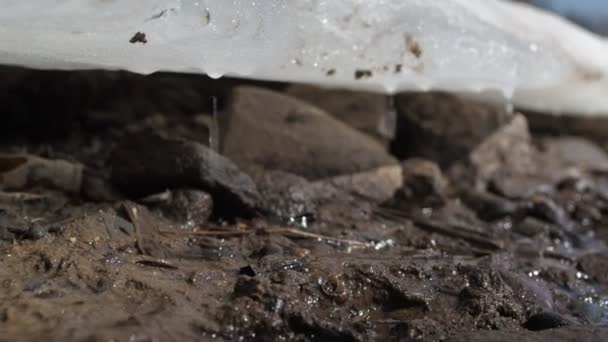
500;271;555;311
313;164;403;203
458;265;524;325
393;159;447;207
488;174;551;199
523;311;571;331
578;252;608;283
0;153;84;194
247;163;400;223
467;122;597;200
391;92;512;167
250;168;319;221
526;111;608;148
165;189;213;226
221;86;397;179
512;217;551;237
110;132;261;217
525;194;575;231
285;84;389;142
542;137;608;171
470;114;536;183
459;188;519;221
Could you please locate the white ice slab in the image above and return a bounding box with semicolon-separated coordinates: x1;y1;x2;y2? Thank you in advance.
0;0;606;115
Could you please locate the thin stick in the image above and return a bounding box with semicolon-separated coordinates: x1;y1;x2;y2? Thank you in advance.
123;203;150;255
158;229;251;238
159;225;370;248
261;227;370;248
0;191;48;203
375;207;503;250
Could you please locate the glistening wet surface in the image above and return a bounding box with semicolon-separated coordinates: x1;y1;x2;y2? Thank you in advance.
0;68;607;341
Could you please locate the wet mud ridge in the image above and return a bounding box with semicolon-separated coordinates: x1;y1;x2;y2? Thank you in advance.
0;68;607;341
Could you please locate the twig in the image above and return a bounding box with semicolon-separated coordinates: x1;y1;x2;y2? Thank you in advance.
261;227;370;248
375;207;503;251
159;225;371;248
158;229;251;238
136;259;178;270
0;191;48;203
123;202;150;255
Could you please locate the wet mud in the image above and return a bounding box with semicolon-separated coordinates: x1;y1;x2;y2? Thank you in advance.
0;68;607;341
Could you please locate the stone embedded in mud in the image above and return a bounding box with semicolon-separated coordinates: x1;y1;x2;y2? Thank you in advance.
523;311;571;331
248;163;403;225
221;86;397;179
110;133;261;217
248;168;320;222
393;159;448;208
164;189;213;226
391;93;513;167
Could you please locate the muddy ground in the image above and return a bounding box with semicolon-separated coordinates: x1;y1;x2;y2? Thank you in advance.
0;68;607;341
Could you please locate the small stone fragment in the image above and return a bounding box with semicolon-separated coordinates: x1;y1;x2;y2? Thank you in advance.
129;32;147;44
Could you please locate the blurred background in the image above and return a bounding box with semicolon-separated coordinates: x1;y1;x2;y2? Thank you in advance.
525;0;608;35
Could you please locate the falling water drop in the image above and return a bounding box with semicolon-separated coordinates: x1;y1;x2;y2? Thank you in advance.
378;95;397;139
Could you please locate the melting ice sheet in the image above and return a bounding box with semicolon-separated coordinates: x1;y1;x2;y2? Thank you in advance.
0;0;607;115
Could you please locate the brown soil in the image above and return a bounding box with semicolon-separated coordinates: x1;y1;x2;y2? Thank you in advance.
0;68;607;342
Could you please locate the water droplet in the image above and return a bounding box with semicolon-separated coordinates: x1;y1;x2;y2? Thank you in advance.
576;271;590;280
529;43;539;52
207;72;223;79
